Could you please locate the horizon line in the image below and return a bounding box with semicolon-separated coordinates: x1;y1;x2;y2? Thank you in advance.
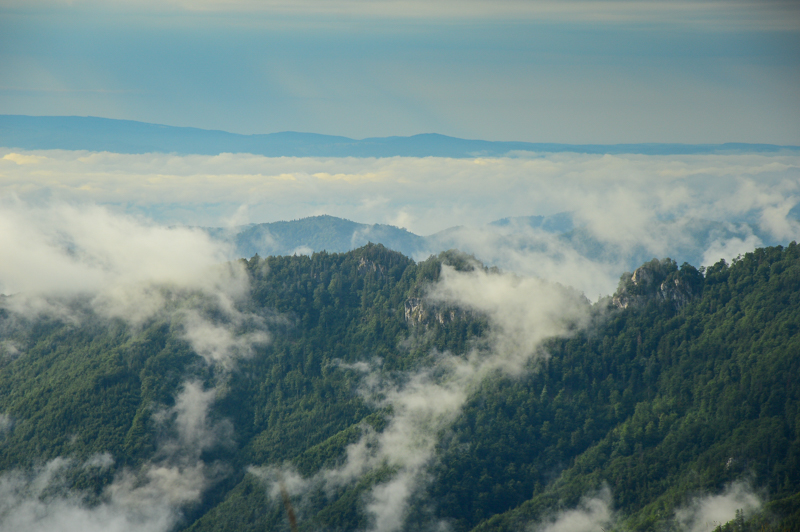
3;114;800;149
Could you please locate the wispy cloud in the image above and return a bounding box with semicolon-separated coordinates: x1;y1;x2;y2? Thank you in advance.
3;149;797;297
0;442;207;532
0;398;216;532
529;484;615;532
673;481;762;532
0;201;270;531
252;265;589;531
0;199;234;297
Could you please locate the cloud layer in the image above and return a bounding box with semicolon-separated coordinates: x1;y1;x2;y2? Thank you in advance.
3;149;797;238
3;149;798;297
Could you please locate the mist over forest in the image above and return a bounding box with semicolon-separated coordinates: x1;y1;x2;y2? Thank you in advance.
1;126;800;531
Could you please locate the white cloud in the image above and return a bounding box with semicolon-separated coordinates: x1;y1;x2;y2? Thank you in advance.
530;485;614;532
428;265;590;373
0;340;21;359
0;199;273;364
253;266;590;531
0;456;193;532
177;309;269;367
1;150;796;233
5;149;797;298
288;245;314;257
0;380;237;532
0;201;270;532
0;413;12;434
701;230;763;267
153;380;233;461
424;226;626;301
1;153;45;165
0;198;236;298
673;481;762;532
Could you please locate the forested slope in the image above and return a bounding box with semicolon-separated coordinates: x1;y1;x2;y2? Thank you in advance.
459;247;800;532
0;243;798;532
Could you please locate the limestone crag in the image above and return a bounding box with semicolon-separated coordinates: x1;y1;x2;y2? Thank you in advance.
358;256;385;278
613;258;703;310
404;297;460;327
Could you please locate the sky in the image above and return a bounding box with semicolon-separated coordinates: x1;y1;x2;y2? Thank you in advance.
1;0;800;290
1;0;800;144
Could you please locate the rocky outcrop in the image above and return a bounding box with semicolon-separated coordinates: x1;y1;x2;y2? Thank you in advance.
358;257;385;278
404;298;424;323
404;297;460;327
613;258;703;311
658;277;697;310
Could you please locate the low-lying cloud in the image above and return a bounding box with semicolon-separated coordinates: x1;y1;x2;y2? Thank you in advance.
428;265;589;372
673;481;762;532
0;413;12;434
0;202;269;531
253;265;590;531
0;199;241;317
3;149;798;298
3;150;797;237
0;347;256;532
0;453;206;532
529;484;614;532
0;197;269;357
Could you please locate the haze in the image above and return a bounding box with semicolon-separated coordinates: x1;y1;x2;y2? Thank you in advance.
1;0;799;144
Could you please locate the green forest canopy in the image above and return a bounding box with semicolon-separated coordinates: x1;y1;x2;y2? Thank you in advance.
0;243;798;531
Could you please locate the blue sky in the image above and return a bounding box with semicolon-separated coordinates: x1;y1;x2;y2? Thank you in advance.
2;0;799;143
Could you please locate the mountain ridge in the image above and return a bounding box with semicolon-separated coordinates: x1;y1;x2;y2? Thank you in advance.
0;244;798;531
3;115;799;157
205;214;798;284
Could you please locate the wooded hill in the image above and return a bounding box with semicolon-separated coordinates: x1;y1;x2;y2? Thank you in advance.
0;243;798;531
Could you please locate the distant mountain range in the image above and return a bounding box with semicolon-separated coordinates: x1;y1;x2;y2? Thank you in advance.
3;115;799;157
206;215;429;260
206;213;576;261
205;214;793;280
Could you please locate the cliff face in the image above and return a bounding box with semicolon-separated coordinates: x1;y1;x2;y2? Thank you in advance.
613;257;704;310
358;256;385;277
404;297;460;326
658;275;698;309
